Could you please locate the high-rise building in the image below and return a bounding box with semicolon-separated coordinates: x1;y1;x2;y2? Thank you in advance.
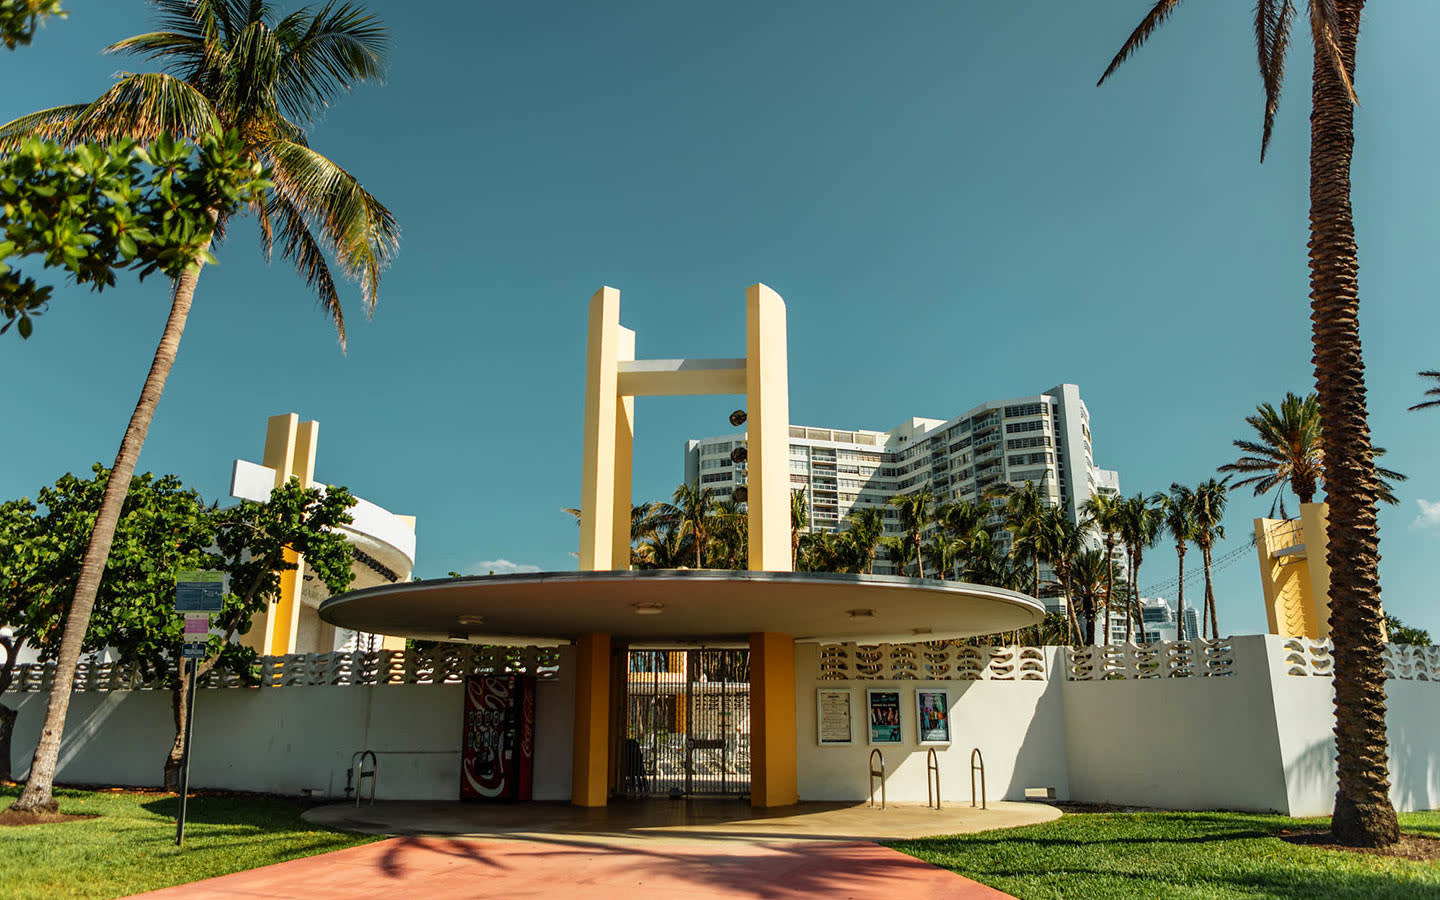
683;384;1120;576
1101;597;1204;644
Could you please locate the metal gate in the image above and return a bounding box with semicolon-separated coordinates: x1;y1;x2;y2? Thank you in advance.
618;649;750;798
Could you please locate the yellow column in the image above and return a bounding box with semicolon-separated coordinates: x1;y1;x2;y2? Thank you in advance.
611;326;636;570
746;284;791;572
572;633;612;807
580;288;622;571
1299;503;1333;640
748;632;797;808
259;413;319;656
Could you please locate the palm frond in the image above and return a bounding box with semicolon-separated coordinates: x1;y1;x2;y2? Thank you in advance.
67;72;220;144
0;104;89;152
1097;0;1187;86
1408;371;1440;411
265;139;398;315
268;191;345;347
1256;0;1296;161
105;30;208;72
275;2;387;124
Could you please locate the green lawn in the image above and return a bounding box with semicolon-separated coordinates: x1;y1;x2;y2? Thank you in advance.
0;784;378;899
893;809;1440;900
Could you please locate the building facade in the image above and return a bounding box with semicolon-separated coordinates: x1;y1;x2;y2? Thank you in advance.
684;384;1120;576
1100;597;1204;644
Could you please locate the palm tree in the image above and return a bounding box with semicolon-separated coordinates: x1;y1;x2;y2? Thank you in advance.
789;489;809;570
665;483;716;569
843;507;885;575
2;1;396;815
1101;1;1400;845
1191;478;1230;640
922;532;959;582
1218;392;1404;517
1116;493;1161;643
1068;549;1121;646
935;500;989;580
1035;508;1083;645
988;480;1048;598
1083;493;1125;645
1154;485;1197;643
709;499;747;570
889;484;934;579
1409;371;1440;411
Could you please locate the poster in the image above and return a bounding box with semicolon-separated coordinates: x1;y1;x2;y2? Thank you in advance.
867;689;902;744
816;688;854;745
915;688;951;745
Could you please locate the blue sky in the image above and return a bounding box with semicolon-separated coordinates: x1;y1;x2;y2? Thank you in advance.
3;1;1438;637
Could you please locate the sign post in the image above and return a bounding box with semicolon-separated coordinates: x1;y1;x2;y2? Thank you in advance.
173;570;226;848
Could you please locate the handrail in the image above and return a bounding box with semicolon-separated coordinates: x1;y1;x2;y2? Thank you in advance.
868;748;886;809
970;747;986;810
350;749;378;807
926;747;941;809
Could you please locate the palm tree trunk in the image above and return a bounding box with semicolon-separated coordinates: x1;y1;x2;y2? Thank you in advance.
8;262;204;813
1201;543;1217;641
1174;544;1186;643
1103;536;1116;645
913;533;924;579
1310;0;1398;848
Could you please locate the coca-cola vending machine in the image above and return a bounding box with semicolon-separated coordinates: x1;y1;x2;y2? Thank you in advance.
460;674;536;801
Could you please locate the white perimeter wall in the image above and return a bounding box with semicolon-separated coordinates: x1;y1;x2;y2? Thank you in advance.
6;648;575;802
794;644;1071;804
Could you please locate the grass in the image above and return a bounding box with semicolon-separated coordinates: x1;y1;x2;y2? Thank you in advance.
0;784;378;899
893;809;1440;900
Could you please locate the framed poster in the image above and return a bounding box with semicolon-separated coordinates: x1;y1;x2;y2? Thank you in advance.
915;688;951;745
866;689;903;744
816;688;854;745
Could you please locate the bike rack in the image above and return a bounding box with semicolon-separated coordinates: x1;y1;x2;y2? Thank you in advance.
868;748;886;809
970;747;987;810
349;750;378;807
926;747;941;809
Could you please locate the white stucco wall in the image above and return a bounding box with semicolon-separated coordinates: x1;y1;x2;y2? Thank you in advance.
1062;635;1293;812
793;644;1070;803
6;648;575;802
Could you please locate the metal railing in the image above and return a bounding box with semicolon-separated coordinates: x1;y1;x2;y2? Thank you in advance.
926;747;941;810
348;750;377;807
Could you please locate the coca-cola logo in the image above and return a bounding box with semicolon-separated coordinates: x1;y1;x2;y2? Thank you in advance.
462;677;515;798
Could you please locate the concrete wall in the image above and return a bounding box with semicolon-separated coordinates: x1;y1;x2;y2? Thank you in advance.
1062;636;1291;812
793;644;1070;804
6;649;575;803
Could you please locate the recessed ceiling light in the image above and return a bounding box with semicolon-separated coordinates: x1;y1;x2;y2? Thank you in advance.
633;602;665;615
447;632;469;641
912;627;932;635
458;614;485;626
846;609;876;619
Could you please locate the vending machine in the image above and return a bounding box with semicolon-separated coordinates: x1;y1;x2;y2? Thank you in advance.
460;674;536;801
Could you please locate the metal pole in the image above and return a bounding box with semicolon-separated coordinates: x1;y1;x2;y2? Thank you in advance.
175;657;199;847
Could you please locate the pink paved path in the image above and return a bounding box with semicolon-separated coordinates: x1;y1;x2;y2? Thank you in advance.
135;836;1014;898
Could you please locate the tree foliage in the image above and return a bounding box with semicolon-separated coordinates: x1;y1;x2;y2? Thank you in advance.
0;0;63;50
0;131;267;338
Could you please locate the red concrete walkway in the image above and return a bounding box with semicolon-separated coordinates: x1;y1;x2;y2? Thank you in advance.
135;835;1014;898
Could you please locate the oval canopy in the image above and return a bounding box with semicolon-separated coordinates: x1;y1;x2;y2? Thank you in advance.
318;570;1044;646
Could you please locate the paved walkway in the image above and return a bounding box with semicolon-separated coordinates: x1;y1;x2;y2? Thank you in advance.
137;834;1014;898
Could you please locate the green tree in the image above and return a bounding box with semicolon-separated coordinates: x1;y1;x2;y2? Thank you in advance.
1116;493;1161;643
1383;616;1431;646
988;480;1049;599
1154;485;1198;643
1035;509;1084;645
1102;0;1400;844
1082;493;1125;644
1408;371;1440;412
2;1;397;814
1191;478;1230;640
661;482;717;569
0;0;62;49
935;500;989;581
2;134;266;338
889;484;934;579
1218;392;1404;517
842;507;885;575
789;489;809;570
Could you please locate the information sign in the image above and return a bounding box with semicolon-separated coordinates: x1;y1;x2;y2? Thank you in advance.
175;570;227;612
180;643;207;660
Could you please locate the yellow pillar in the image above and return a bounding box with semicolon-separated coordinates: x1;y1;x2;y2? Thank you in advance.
572;633;612;807
1299;503;1334;640
748;632;797;808
259;413;319;656
746;284;791;572
611;326;636;570
579;288;622;571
